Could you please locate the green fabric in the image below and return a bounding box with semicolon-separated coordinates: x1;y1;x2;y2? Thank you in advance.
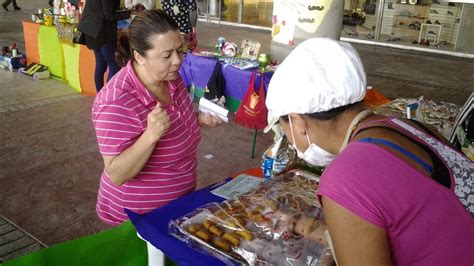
193;87;242;113
2;221;147;266
38;26;64;79
62;43;81;93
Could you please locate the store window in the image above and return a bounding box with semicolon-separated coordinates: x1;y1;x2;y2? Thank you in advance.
341;0;380;40
340;0;472;54
380;1;463;50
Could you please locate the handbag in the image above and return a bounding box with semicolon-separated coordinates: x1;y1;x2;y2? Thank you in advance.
234;72;268;130
73;30;86;45
363;0;376;15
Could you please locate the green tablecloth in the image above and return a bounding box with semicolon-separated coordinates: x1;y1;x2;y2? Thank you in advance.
2;221;147;266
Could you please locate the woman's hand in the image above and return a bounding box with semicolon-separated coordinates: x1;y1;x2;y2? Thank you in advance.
197;111;223;127
145;105;171;143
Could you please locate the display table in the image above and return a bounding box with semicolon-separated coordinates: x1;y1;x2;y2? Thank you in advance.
22;21;97;96
126;167;263;266
2;221;147;266
179;53;273;112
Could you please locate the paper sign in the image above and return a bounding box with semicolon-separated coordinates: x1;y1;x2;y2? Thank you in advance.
198;97;229;123
210;174;262;199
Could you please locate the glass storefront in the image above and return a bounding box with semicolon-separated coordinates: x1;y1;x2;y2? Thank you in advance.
198;0;473;56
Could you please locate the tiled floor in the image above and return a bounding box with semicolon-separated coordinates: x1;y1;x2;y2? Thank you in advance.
0;0;473;263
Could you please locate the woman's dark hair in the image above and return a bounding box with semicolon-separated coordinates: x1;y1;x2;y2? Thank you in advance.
281;101;363;122
116;10;179;67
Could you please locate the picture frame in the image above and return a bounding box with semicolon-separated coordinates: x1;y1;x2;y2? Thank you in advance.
240;40;261;60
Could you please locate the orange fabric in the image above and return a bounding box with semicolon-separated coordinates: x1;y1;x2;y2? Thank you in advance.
22;21;41;65
233;166;263;178
79;45;97;96
364;87;390;108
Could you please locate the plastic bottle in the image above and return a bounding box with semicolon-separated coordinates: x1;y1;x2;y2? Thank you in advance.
11;43;18;57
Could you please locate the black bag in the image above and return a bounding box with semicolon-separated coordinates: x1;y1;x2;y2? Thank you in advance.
73;30;86;45
204;63;226;101
363;0;376;15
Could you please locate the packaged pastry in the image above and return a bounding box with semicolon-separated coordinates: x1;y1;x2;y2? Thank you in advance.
169;171;333;265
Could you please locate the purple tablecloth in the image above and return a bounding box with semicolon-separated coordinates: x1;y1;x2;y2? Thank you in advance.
179;53;273;100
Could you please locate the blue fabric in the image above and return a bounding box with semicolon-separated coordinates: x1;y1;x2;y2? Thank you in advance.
126;178;232;266
359;138;433;173
93;41;120;92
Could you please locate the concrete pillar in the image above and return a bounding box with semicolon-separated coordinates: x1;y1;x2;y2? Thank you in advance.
270;0;344;62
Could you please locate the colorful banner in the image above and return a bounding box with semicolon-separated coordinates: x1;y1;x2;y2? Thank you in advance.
62;43;81;93
22;22;41;65
38;26;65;79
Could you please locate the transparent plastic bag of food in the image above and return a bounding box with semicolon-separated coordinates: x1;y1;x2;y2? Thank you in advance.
169;171;333;265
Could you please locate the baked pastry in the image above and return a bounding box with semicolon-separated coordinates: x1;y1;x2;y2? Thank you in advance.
195;229;211;242
203;219;216;229
209;225;224;237
212;238;231;252
222;232;240;247
186;223;203;234
235;229;253;241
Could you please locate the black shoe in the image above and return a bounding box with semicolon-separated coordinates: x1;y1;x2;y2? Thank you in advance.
447;11;454;16
412;40;418;44
428;31;437;35
13;5;20;10
2;3;8;11
435;20;441;25
430;9;438;14
48;0;53;7
426;20;432;24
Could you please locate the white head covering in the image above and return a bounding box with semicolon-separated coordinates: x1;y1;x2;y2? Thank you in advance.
264;38;367;133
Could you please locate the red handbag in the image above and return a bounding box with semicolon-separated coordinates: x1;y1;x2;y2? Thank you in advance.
234;72;268;130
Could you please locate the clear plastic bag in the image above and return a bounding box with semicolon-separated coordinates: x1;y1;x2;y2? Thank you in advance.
169;171;333;265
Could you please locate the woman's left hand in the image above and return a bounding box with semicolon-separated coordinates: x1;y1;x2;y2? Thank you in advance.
197;112;223;127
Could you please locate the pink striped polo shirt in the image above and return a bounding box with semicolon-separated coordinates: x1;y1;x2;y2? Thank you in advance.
92;60;201;226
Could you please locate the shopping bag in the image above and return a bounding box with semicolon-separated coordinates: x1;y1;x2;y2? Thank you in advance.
234;72;268;130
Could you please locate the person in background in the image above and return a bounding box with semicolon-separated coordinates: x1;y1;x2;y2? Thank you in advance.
264;38;473;265
93;9;221;227
161;0;197;51
2;0;20;11
78;0;131;92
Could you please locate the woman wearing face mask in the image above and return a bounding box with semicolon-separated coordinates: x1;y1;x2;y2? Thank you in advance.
265;38;473;265
92;10;222;227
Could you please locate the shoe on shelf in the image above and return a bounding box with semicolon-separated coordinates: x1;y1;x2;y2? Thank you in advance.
430;9;438;14
428;31;437;35
412;40;418;44
2;2;8;11
455;18;460;23
435;20;441;25
13;5;20;10
48;0;53;7
426;20;432;24
447;11;454;16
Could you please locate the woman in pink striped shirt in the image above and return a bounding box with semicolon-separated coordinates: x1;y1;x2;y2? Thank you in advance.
92;10;221;226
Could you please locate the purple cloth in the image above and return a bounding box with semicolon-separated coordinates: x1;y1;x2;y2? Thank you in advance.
180;53;273;100
180;53;217;89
